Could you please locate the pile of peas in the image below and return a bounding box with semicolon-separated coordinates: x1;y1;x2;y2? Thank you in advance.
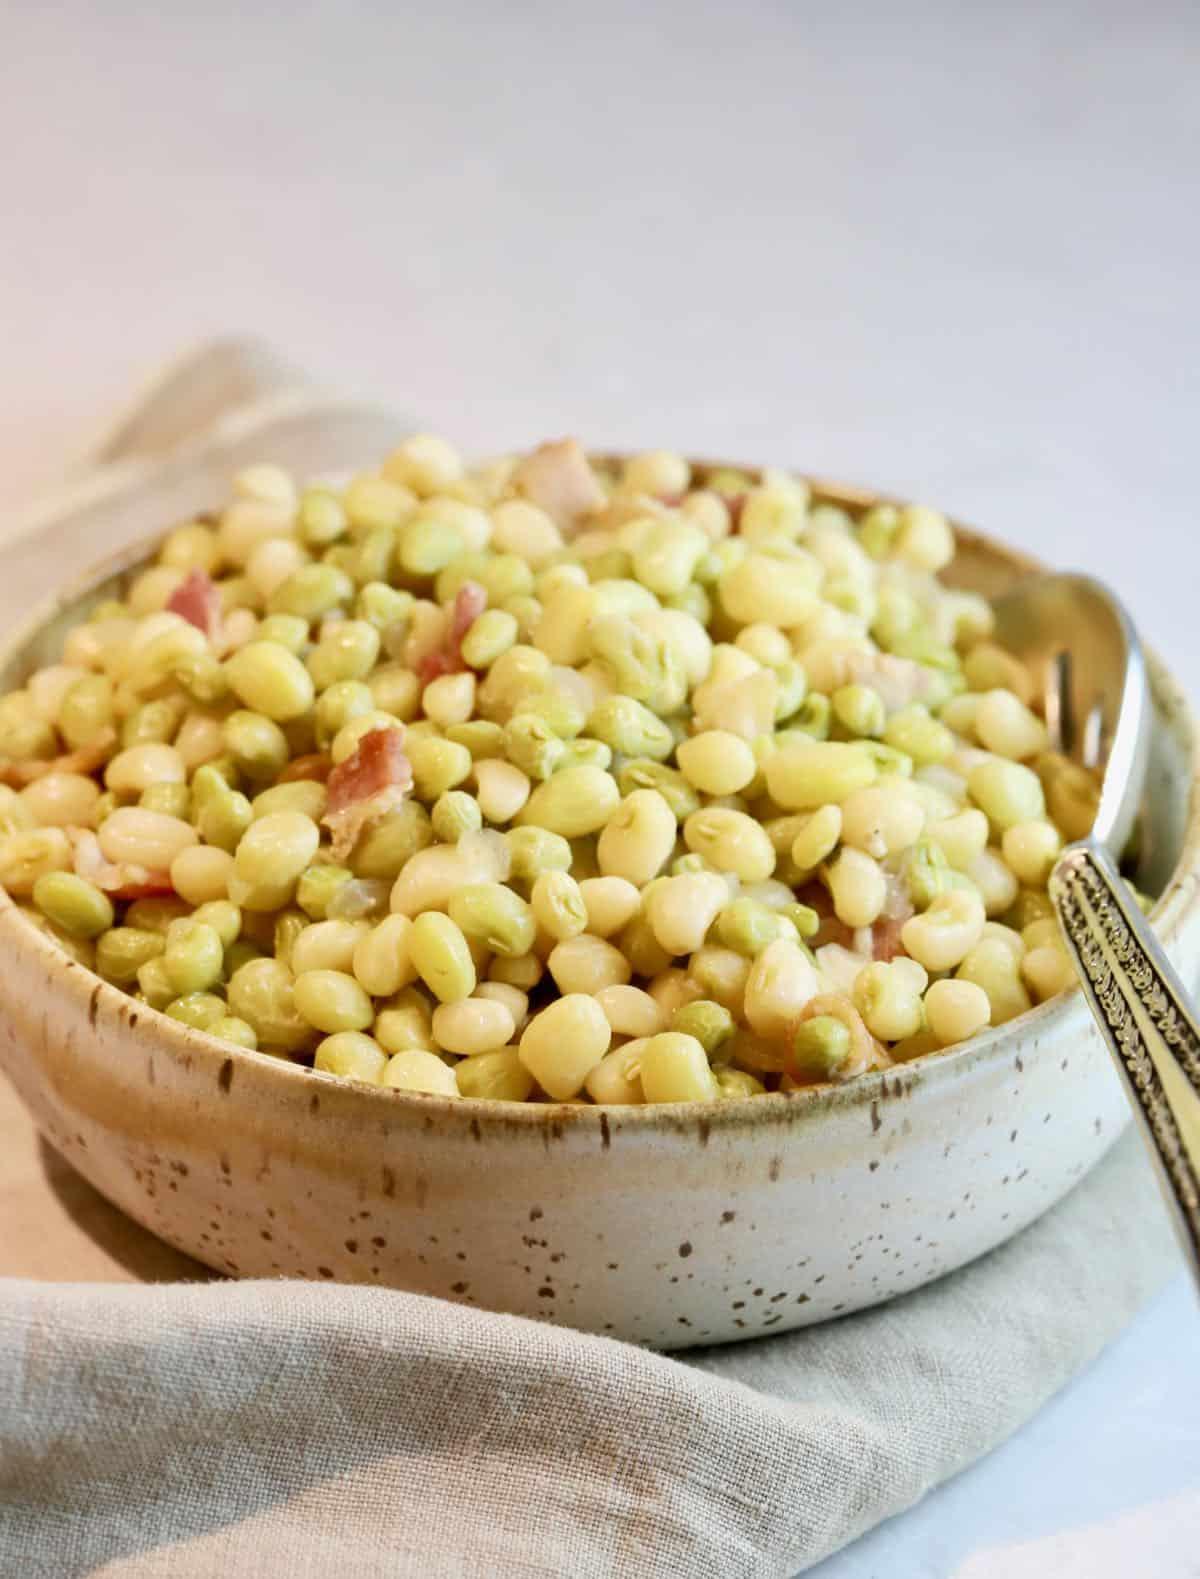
0;436;1104;1104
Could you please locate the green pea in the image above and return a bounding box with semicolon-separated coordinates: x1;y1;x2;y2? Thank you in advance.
791;1015;852;1079
32;872;113;939
96;927;164;985
165;992;228;1031
163;920;225;995
191;900;242;948
137;782;190;819
863;742;914;777
857;504;901;560
306;620;381;690
666;583;711;623
173;653;229;705
315;680;375;748
889;628;960;672
515;764;621;838
772;660;808;722
408;912;476;1004
397;514;464;578
518;690;586;739
224;642;316;722
445;553;534;608
136;956;178;1010
121;696;185;749
124;897;190;934
269;563;355;620
298;488;348;547
407;737;472;801
832;683;885;739
671;999;735;1056
556;738;613;772
353;525;398;586
255;614;310;654
356;582;413;633
227;958;312;1051
447;883;535;959
785;902;820;940
224;711;289;781
615;759;700;821
191;765;253;853
585;548;633;582
223;939;264;977
717;898;794;957
295;864;353;920
503;595;542;641
586;696;674;760
503;714;565;782
352;802;433;879
904;838;951;910
431;790;483;843
504;826;572;881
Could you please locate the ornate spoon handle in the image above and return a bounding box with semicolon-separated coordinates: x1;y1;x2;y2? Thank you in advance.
1050;841;1200;1285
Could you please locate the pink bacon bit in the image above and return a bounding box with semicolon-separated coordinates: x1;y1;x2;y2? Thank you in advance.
322;726;413;860
511;438;606;535
797;876;913;961
166;569;221;640
416;580;488;685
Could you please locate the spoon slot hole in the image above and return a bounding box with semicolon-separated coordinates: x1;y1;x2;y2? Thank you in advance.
1045;649;1075;754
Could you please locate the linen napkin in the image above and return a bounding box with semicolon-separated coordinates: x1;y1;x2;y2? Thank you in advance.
0;345;1182;1575
0;1130;1176;1578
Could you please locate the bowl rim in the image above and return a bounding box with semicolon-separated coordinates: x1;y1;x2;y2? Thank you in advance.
2;464;1197;1138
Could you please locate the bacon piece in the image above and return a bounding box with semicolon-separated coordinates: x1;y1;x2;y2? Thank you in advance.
166;569;221;640
0;730;117;788
322;727;413;860
797;876;912;960
512;438;605;534
416;581;489;684
278;753;332;785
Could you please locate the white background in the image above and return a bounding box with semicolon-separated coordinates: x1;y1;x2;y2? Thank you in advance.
2;3;1199;1574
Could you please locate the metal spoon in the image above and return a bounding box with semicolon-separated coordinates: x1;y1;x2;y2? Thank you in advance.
991;574;1200;1283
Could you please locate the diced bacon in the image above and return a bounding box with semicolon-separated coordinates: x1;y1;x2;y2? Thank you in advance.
166;569;221;640
322;727;413;860
278;753;332;784
0;730;117;788
512;438;605;534
66;826;174;898
870;916;908;962
416;581;489;685
797;876;912;961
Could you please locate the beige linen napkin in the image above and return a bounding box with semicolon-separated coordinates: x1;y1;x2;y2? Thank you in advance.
0;346;1182;1575
0;1132;1175;1579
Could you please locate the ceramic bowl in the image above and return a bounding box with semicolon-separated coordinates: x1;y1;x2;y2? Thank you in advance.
1;430;1196;1348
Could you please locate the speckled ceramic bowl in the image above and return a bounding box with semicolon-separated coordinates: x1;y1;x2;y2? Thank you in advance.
1;396;1197;1347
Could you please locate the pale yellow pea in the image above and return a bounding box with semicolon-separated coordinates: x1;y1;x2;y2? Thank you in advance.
852;961;924;1042
584;1040;648;1105
968;757;1045;831
593;984;668;1038
409;911;476;1003
926;808;989;870
293;969;374;1033
423;672;476;728
515;765;619;838
104;743;186;795
224;642;315;722
1001;820;1063;887
974;689;1048;760
1021;917;1061;951
900;889;987;972
647;968;705;1020
175;713;227;772
924;979;991;1046
825;848;887;928
383;434;463;495
292;919;369;975
676;731;757;796
766;741;878;811
488;951;544;991
644;872;729;956
966;848;1020;917
351;913;416;997
231;811;320;911
743;938;821;1039
473;981;528;1028
718;552;820;626
20;773;99;828
956;937;1032;1024
596;789;677;886
474;758;531;823
638;1032;718;1103
490;499;564;565
547;934;632;995
382;1048;460;1096
431;997;515;1055
687;945;751;1015
169;846;235;907
790;805;843;871
1022;943;1075;1002
682;808;775;883
97;808;197;871
456;1047;534;1101
518;994;611;1100
839;786;925;858
578;876;641;937
314;1031;387;1084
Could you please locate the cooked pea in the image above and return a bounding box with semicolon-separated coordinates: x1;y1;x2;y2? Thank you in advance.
32;872;113;939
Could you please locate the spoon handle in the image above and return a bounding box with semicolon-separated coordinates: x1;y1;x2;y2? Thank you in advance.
1050;840;1200;1286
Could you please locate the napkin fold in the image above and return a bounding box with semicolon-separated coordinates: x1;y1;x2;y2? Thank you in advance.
0;1130;1175;1579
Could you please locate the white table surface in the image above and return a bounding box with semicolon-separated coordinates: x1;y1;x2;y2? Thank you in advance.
3;3;1199;1574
